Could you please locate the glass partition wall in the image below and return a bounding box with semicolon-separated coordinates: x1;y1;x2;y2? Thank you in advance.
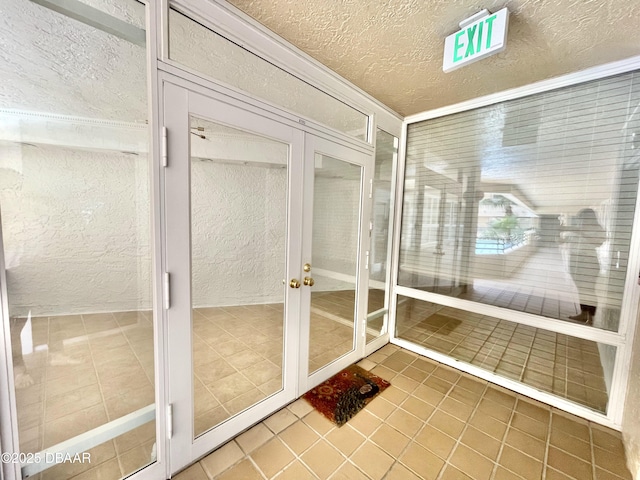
366;129;398;345
395;71;640;417
0;0;157;478
0;0;400;478
168;8;369;141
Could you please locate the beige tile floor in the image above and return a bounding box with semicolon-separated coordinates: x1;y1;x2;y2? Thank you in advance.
395;299;609;412
194;296;369;432
175;344;632;480
12;291;623;480
10;294;368;479
193;304;285;436
11;311;156;479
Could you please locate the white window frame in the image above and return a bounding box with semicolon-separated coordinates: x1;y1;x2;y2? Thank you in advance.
390;55;640;430
158;0;402;141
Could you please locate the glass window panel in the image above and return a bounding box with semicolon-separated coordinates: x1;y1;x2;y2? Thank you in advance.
0;0;155;478
168;9;368;141
189;116;288;437
0;0;147;121
366;129;397;343
395;296;614;413
399;72;640;332
309;155;362;373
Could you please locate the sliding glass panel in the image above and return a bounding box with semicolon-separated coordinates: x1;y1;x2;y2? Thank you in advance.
396;296;614;413
168;8;368;141
308;155;362;373
0;1;155;478
400;72;640;332
366;129;397;343
190;116;288;437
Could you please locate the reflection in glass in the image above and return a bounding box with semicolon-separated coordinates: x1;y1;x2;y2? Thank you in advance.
189;116;288;437
0;1;155;478
308;155;362;373
366;130;397;343
395;296;613;413
399;72;640;332
169;9;368;141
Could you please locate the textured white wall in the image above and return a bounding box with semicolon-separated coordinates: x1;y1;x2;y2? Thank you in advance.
191;160;287;307
0;143;151;316
0;0;147;123
0;142;291;316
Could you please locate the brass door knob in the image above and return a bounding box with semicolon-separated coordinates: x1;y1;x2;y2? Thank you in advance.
303;263;312;272
303;276;315;287
289;279;301;288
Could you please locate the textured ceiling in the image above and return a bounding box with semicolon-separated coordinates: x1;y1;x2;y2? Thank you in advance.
226;0;640;116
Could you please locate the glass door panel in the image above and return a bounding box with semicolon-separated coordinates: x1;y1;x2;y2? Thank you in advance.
189;116;288;437
302;135;371;388
165;83;372;471
308;155;363;374
164;82;301;473
366;129;397;345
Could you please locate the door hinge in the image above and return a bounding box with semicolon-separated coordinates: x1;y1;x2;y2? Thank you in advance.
163;272;171;310
369;220;373;237
365;250;370;270
167;404;173;439
162;126;168;167
369;179;373;199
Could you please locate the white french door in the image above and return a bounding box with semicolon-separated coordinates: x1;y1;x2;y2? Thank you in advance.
162;79;372;474
299;135;372;391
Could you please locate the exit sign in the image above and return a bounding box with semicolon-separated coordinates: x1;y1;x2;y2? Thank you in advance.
443;8;509;73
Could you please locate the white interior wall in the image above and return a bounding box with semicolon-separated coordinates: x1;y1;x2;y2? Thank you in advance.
0;142;294;315
191;160;287;307
0;143;151;317
0;125;371;317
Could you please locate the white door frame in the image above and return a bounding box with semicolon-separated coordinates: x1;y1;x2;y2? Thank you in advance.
298;134;373;392
162;76;375;473
163;79;304;473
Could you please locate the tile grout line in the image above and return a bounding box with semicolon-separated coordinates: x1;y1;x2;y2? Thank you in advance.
541;404;553;480
381;357;441;479
589;422;597;480
85;312;126;478
182;343;631;480
434;379;490;480
351;353;417;480
349;350;412;477
488;395;519;480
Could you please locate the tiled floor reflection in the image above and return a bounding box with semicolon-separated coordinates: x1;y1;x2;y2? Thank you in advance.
395;299;609;412
193;304;286;436
308;288;389;372
13;297;623;480
11;311;155;479
309;290;356;373
402;246;620;330
12;299;359;479
196;298;359;417
175;345;632;480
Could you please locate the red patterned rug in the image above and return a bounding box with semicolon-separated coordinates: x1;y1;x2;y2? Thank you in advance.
303;365;390;426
